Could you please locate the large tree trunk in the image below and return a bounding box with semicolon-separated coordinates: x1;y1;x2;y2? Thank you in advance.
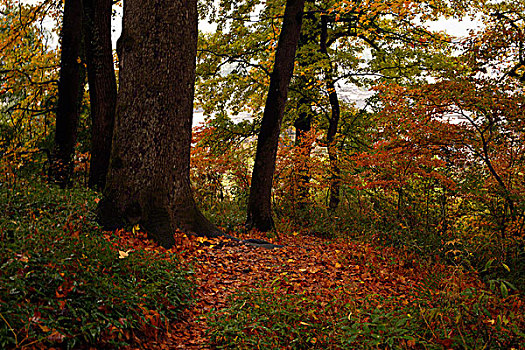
51;0;84;188
97;0;220;248
320;15;341;210
246;0;305;232
83;0;117;191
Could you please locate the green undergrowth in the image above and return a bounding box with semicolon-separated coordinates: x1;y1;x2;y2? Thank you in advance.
0;178;194;349
208;272;524;349
364;221;525;296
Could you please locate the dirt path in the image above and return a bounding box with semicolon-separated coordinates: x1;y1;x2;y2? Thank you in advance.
146;231;435;349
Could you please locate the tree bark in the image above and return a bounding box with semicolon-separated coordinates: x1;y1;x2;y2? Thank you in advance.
51;0;84;188
292;19;317;211
293;98;313;210
83;0;117;191
97;0;220;248
246;0;305;232
320;15;341;210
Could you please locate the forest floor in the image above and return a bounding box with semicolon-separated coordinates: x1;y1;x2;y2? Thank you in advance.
3;177;525;350
115;228;525;349
2;180;523;349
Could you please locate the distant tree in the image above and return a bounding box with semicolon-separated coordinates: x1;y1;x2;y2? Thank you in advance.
83;0;117;190
0;0;58;155
50;0;85;187
463;0;524;83
320;14;342;210
98;0;221;248
197;0;463;223
246;0;305;232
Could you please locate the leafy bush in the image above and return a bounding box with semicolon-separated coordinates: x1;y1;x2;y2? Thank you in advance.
0;180;193;349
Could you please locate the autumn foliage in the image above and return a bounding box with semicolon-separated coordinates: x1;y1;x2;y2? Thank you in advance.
2;0;525;348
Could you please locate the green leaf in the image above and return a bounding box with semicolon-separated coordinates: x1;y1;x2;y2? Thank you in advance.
500;283;508;298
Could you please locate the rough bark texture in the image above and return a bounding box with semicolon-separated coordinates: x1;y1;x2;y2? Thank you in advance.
246;0;305;232
97;0;220;248
51;0;84;187
83;0;117;191
320;15;341;210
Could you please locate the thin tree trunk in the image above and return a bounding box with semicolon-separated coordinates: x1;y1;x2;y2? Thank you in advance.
479;134;516;221
83;0;117;191
97;0;220;248
292;21;316;211
294;98;313;210
320;15;341;210
246;0;305;232
51;0;84;187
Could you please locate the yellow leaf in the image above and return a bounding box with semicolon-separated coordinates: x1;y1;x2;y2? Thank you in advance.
132;224;140;234
335;262;342;268
502;263;510;272
118;250;130;259
38;324;51;332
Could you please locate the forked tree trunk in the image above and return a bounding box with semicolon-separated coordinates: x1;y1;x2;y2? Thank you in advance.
51;0;84;187
246;0;305;232
83;0;117;191
320;15;341;210
97;0;220;248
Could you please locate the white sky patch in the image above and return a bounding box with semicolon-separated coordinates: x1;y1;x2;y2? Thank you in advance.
111;5;122;50
425;15;484;40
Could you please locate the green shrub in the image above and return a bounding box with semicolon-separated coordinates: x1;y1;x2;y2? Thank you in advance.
0;180;193;349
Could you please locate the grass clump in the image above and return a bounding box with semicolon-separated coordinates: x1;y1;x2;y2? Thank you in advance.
0;179;193;349
207;286;338;349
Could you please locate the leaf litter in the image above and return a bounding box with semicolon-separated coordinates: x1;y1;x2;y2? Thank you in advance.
109;228;524;349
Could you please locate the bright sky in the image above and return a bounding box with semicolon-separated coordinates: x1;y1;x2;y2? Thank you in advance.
426;16;482;39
